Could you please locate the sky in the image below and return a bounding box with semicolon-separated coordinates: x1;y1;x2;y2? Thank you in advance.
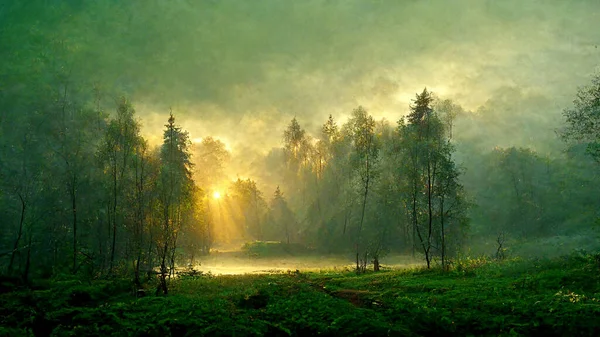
117;1;599;152
4;0;600;182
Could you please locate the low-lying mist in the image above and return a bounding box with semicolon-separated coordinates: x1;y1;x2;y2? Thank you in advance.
194;251;423;276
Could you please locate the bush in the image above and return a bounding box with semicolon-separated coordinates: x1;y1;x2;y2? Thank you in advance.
449;255;492;276
241;241;314;258
0;275;22;294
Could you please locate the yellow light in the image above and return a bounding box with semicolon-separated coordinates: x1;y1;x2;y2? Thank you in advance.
213;191;221;199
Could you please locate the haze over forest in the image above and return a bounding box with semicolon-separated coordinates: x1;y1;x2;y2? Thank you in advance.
4;1;600;335
2;0;600;279
4;1;600;152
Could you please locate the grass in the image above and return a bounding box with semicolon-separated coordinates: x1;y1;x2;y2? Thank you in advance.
240;241;315;259
1;252;600;336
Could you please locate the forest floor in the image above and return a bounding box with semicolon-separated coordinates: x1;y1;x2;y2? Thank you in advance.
1;252;600;336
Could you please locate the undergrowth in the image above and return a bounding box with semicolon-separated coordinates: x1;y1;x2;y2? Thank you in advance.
1;252;599;336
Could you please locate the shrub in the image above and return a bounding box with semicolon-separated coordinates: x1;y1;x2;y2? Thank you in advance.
241;241;314;258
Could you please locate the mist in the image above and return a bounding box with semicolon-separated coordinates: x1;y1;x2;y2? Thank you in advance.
3;1;599;154
2;1;600;334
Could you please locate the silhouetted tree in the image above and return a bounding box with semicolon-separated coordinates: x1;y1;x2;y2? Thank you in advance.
156;112;194;294
267;186;295;244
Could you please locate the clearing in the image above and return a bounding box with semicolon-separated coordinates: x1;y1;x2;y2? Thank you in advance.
1;253;599;336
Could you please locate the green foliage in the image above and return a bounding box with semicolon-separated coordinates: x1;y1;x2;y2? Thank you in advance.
561;72;600;161
465;145;600;247
176;265;213;281
450;255;492;276
227;178;268;241
241;241;314;258
2;253;600;336
395;89;469;268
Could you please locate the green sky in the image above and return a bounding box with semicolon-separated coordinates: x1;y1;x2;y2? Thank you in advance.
2;0;599;180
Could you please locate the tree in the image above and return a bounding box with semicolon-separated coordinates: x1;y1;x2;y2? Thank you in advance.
178;184;207;264
130;138;159;286
310;115;352;253
403;89;437;268
155;111;193;295
267;186;295;244
346;106;379;272
98;97;141;275
367;121;403;271
399;89;467;269
561;73;600;161
434;143;469;269
195;136;230;189
229;178;267;240
47;90;102;274
433;99;462;140
282;117;315;242
1;128;43;279
283;117;309;170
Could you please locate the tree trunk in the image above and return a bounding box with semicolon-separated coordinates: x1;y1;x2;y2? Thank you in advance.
134;252;142;287
356;155;370;272
373;256;380;272
146;231;154;272
253;189;263;241
411;180;418;258
22;231;32;284
109;166;117;274
8;194;26;274
414;216;429;268
71;182;78;274
426;161;433;269
440;196;446;271
157;241;169;295
110;219;117;274
98;211;107;276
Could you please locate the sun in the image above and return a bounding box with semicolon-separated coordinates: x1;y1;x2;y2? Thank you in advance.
213;191;221;199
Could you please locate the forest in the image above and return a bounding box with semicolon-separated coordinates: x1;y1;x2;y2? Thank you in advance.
1;1;600;336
